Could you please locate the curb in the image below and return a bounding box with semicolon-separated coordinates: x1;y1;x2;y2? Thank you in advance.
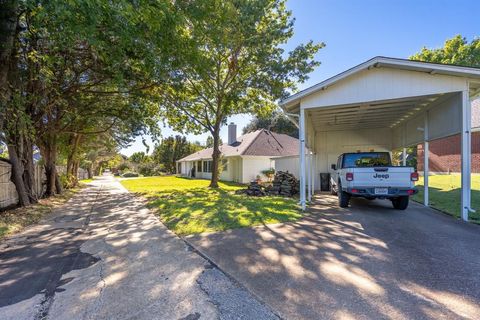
181;236;285;320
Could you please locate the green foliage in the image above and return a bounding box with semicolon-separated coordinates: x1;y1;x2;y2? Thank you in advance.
122;172;140;178
0;143;8;159
117;162;131;172
152;135;202;173
120;176;300;235
129;152;149;164
157;0;323;186
206;136;222;148
138;162;164;176
59;173;77;189
410;35;480;67
243;110;298;137
1;0;182;199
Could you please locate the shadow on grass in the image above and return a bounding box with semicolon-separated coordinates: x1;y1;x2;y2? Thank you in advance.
413;186;480;223
140;187;300;235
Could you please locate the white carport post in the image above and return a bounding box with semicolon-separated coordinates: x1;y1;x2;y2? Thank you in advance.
423;112;429;207
307;153;312;202
461;89;472;221
299;108;306;210
311;131;316;199
402;148;407;166
311;152;316;197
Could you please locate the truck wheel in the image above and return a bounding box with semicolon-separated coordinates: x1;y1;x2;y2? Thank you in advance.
392;196;409;210
338;190;350;208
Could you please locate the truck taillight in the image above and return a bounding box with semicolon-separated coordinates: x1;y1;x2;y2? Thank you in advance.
346;172;354;181
411;172;419;181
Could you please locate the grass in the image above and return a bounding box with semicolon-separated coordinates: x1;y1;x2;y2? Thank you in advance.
413;174;480;223
0;187;82;239
79;178;93;183
120;176;301;235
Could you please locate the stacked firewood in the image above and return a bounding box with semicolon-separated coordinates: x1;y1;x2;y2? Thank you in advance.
266;171;299;196
235;171;299;197
235;181;266;196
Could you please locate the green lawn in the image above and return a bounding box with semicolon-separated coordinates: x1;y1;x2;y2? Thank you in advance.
413;174;480;223
120;176;301;235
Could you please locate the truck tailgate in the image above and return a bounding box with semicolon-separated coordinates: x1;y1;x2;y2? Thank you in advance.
352;167;413;188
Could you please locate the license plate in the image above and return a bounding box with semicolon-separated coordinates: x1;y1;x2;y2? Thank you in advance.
375;187;388;195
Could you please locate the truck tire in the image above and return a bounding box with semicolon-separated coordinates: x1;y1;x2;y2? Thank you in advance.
338;190;350;208
392;196;409;210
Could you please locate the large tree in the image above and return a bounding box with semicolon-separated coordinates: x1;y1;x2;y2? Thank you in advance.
159;0;323;187
1;0;179;202
410;35;480;67
152;135;202;173
242;110;298;137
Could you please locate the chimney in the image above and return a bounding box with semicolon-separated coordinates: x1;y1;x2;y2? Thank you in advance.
228;122;237;145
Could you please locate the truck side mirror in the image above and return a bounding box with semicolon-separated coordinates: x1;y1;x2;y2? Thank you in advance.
331;164;336;170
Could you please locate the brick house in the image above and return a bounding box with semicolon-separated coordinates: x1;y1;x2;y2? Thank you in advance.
417;99;480;173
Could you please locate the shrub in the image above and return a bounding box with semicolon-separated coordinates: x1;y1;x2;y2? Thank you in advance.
122;172;139;178
117;162;130;172
138;162;163;177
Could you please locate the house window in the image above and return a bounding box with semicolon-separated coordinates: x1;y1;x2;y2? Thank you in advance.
221;159;228;171
203;160;213;173
197;161;202;172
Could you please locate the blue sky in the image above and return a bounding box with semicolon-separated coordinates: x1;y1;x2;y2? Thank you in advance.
121;0;480;156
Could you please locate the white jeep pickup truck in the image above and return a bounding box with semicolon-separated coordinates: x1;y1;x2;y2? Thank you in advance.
330;152;418;210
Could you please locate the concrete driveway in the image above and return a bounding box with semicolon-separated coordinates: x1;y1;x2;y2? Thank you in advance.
187;195;480;320
0;175;277;320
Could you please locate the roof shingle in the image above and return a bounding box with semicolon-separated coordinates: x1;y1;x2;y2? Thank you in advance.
178;130;299;161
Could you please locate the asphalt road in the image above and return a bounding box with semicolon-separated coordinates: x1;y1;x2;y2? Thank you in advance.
187;195;480;320
0;175;277;320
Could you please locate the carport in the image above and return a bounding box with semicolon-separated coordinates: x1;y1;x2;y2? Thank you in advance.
280;57;480;221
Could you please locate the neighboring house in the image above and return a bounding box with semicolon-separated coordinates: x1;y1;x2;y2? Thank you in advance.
417;99;480;173
177;123;300;183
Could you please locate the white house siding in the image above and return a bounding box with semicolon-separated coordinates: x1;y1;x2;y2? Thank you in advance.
222;156;242;183
241;156;274;183
180;157;239;182
274;156;300;179
180;156;276;184
180;161;193;176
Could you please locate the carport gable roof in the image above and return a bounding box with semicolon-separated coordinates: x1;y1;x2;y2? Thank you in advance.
280;56;480;113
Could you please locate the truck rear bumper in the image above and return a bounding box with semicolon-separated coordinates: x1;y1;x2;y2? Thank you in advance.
344;187;418;198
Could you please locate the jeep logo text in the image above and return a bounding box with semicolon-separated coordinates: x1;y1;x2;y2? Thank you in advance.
373;173;389;179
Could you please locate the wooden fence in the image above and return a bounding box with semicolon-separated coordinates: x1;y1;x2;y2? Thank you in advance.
0;162;88;209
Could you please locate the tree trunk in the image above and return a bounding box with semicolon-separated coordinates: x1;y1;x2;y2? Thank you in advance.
6;143;30;206
209;127;221;188
87;164;93;179
55;172;63;194
72;160;79;180
66;133;81;187
43;152;56;197
22;136;38;202
41;134;62;196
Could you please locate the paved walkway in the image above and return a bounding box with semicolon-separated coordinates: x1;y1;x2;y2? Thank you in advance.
187;195;480;320
0;175;277;320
